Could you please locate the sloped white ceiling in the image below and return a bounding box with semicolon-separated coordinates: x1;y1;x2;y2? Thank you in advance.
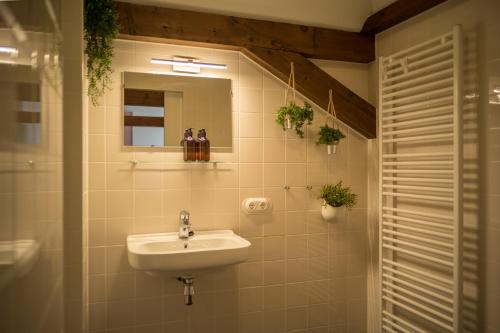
370;0;398;13
126;0;397;32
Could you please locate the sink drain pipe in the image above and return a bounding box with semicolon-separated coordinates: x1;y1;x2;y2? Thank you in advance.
178;276;195;305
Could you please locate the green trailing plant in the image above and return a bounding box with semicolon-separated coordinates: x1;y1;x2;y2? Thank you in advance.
84;0;120;105
316;125;345;145
319;181;357;208
276;101;314;138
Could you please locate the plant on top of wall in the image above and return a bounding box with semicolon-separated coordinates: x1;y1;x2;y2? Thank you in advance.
276;101;314;138
276;62;313;138
316;124;345;154
84;0;120;105
319;181;357;221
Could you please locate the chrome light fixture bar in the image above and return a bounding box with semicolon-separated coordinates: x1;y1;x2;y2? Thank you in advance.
150;58;227;70
0;46;18;55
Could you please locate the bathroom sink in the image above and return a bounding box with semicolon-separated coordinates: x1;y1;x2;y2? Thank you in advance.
0;240;40;292
127;230;251;272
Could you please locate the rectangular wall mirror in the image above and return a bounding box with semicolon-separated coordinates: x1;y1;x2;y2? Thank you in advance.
122;72;232;150
0;65;42;146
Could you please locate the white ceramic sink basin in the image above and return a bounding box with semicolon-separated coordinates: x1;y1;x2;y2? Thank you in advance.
127;230;251;272
0;240;40;292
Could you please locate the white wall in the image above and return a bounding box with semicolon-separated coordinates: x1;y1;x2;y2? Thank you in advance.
312;59;372;104
86;39;372;333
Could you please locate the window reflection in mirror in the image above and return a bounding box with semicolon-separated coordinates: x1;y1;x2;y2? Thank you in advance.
124;89;165;147
122;72;232;150
17;82;41;145
0;65;42;146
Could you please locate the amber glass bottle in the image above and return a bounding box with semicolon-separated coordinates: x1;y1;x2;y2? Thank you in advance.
197;129;210;161
182;128;197;161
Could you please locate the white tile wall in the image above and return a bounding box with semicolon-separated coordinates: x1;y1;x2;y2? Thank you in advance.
87;39;370;333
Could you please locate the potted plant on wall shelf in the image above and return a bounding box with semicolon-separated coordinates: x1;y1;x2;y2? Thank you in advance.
276;101;314;138
316;125;345;154
84;0;120;105
319;181;357;222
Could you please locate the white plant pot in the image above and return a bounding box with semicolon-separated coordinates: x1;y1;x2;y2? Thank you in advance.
321;204;341;222
327;141;339;155
285;117;292;129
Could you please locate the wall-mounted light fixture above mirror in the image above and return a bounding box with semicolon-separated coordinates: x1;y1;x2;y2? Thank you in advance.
0;46;18;55
122;72;233;151
151;57;227;73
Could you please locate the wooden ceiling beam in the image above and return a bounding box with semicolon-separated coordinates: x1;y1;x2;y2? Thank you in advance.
242;47;376;138
361;0;448;35
113;1;377;137
115;1;374;63
124;89;164;107
124;115;164;127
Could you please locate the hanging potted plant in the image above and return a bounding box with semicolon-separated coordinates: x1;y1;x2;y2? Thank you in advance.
84;0;120;105
316;125;345;154
276;101;314;138
276;62;313;138
319;181;357;222
316;89;345;154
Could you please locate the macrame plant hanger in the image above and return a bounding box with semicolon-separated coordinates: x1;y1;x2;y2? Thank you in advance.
326;89;339;154
283;62;296;129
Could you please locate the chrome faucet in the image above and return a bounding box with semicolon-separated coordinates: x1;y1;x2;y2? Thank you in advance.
179;210;193;239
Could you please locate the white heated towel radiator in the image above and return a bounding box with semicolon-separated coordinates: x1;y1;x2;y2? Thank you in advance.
378;25;463;332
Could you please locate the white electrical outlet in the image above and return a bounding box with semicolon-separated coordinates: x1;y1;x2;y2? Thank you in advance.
241;197;273;214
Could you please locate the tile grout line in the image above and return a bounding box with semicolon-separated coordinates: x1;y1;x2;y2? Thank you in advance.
283;84;290;331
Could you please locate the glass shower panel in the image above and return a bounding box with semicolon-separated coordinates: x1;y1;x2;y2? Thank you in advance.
0;1;64;332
